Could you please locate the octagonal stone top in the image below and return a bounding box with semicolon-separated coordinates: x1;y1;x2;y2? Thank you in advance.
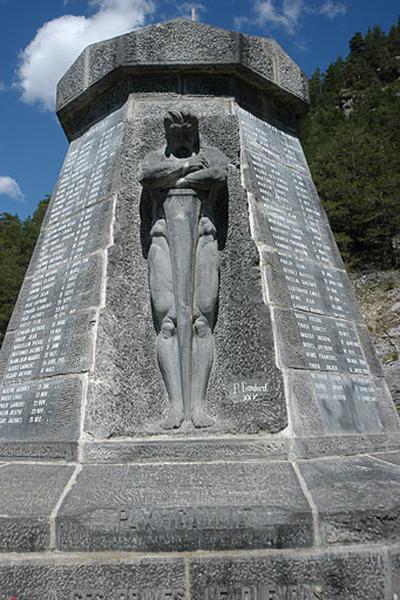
56;18;309;136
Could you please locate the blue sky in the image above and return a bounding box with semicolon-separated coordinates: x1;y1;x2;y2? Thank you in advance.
0;0;399;219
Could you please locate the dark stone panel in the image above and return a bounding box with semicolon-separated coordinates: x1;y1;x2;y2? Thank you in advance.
128;73;181;95
0;556;186;599
57;462;313;551
56;49;87;109
287;370;398;437
1;309;96;384
274;308;370;375
262;250;363;322
0;463;74;551
299;455;400;545
189;549;387;600
124;20;239;66
183;74;235;97
0;376;83;443
86;99;287;437
82;438;289;463
9;252;103;331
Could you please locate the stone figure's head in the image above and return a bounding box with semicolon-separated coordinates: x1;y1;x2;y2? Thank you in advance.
164;110;200;158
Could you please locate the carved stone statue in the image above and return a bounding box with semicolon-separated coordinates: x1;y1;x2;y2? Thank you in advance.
139;110;229;429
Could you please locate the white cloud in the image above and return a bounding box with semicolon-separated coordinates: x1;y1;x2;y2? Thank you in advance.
319;0;346;18
235;0;347;34
0;81;6;91
16;0;155;111
0;177;25;201
252;0;305;34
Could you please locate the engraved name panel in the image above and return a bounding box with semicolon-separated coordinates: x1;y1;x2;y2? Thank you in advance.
264;252;361;321
2;310;94;383
46;106;124;227
0;377;82;439
310;372;384;434
295;311;368;374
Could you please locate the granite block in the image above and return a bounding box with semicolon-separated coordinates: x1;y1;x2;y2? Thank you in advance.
0;556;186;599
82;438;289;463
189;549;387;600
57;462;313;551
0;463;74;551
299;455;400;545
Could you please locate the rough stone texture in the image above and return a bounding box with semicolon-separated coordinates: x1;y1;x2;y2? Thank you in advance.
299;455;400;545
352;270;400;408
82;437;289;463
390;547;400;597
128;20;238;65
0;464;74;551
275;42;309;100
189;549;388;600
57;462;313;551
371;451;400;466
85;98;287;438
56;19;309;136
88;36;120;87
293;433;400;460
0;556;186;599
56;47;87;108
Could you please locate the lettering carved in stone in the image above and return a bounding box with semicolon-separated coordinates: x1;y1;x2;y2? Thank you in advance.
139;109;229;429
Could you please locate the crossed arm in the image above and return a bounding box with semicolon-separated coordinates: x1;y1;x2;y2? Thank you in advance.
139;150;229;191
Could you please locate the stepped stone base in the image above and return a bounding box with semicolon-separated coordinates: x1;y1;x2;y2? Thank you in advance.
0;452;399;597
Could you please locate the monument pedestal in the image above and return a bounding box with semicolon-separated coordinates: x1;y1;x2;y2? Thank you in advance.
0;19;399;599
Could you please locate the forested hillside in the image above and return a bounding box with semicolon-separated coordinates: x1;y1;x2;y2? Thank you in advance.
0;21;399;345
300;19;400;269
0;197;49;345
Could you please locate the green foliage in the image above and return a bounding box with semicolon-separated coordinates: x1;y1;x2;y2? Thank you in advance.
300;18;400;269
0;197;49;345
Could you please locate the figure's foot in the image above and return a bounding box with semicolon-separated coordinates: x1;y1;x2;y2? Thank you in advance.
191;408;214;429
160;408;184;430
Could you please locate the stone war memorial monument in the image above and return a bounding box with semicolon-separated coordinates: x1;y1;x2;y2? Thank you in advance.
1;17;400;598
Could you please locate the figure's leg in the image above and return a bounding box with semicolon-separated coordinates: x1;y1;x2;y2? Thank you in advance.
157;317;184;429
191;218;219;428
148;229;184;429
